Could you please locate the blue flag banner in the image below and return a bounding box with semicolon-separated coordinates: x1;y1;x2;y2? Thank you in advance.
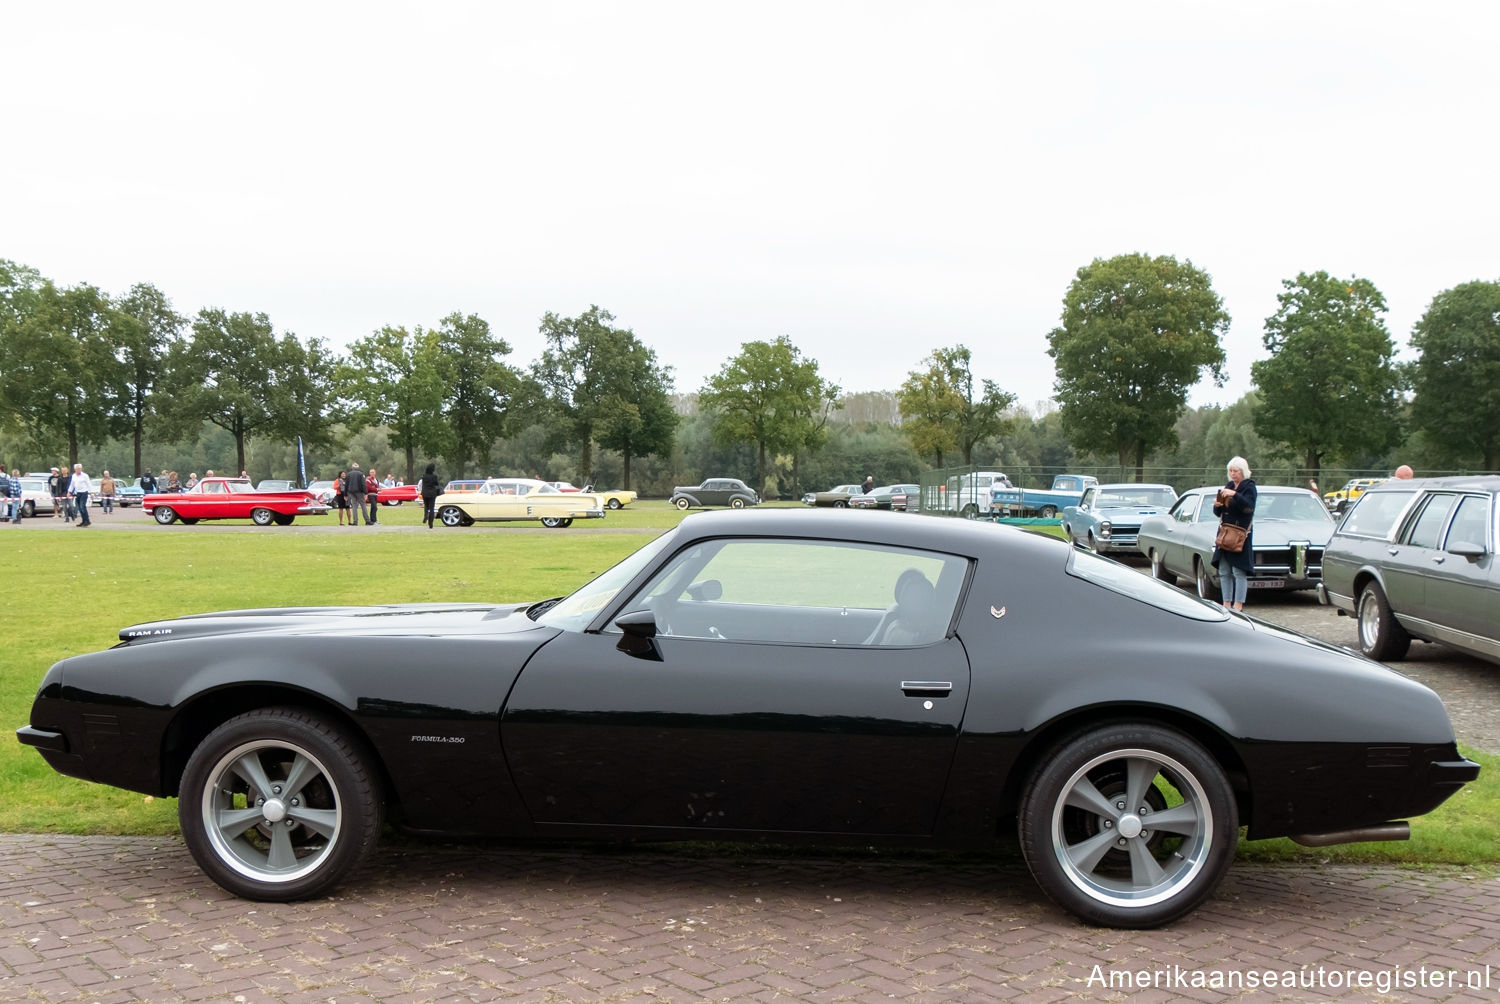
297;437;307;489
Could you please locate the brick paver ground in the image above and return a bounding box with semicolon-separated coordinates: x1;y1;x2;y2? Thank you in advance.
3;835;1498;1002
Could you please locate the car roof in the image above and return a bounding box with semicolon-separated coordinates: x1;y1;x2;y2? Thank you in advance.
1365;475;1500;493
1095;483;1175;492
675;506;1064;558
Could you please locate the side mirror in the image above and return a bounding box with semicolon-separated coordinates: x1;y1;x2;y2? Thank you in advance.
1448;541;1487;561
685;579;723;601
614;609;661;660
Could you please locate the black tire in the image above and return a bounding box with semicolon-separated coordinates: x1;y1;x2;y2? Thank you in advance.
674;497;690;510
606;498;623;510
1084;532;1097;552
834;499;848;509
22;500;34;517
1357;582;1411;661
1194;558;1221;602
1039;505;1058;519
154;506;178;525
731;497;746;509
1149;550;1174;583
273;514;294;526
540;516;565;528
1018;723;1237;928
438;506;465;528
961;503;979;519
178;707;383;901
251;507;275;527
181;517;200;525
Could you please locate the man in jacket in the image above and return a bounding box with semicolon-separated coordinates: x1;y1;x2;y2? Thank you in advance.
344;463;367;525
365;468;380;525
69;464;92;527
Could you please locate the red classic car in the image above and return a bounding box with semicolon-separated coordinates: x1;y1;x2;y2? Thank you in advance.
143;478;331;526
371;482;419;505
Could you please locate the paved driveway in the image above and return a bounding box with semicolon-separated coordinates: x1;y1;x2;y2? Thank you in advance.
3;834;1499;1002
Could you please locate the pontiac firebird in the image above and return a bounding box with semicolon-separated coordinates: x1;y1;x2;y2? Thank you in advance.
17;510;1478;927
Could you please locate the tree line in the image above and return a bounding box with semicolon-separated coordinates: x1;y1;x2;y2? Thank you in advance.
2;254;1497;496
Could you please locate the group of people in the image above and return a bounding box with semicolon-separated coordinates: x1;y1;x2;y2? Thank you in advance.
326;462;443;528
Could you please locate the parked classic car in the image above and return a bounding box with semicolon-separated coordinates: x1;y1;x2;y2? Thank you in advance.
143;477;331;526
1061;483;1179;554
14;476;55;517
18;510;1477;928
849;483;920;510
1319;476;1499;665
1136;485;1335;600
434;478;605;528
1324;477;1387;514
670;478;760;510
373;482;419;505
548;483;639;509
801;483;864;508
115;479;146;507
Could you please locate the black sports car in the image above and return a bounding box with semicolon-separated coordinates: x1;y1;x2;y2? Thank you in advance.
17;510;1478;927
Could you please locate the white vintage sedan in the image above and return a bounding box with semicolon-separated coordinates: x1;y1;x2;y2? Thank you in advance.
434;478;606;528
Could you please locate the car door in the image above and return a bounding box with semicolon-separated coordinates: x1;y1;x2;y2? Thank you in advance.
1423;493;1497;652
1381;492;1460;622
1158;493;1202;575
502;537;972;836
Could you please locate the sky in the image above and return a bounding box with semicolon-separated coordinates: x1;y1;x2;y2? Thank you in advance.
5;2;1498;412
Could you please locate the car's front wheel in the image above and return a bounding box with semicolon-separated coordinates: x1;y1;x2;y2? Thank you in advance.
251;507;275;527
606;498;622;510
438;506;466;527
22;500;34;517
1018;723;1237;928
154;506;178;525
1357;582;1411;661
674;497;690;510
731;497;746;509
1149;550;1174;582
179;707;383;901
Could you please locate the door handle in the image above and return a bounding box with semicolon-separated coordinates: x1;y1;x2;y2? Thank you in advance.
901;681;953;697
1431;555;1446;565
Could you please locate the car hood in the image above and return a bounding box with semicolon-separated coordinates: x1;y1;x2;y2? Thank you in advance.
1094;505;1168;519
116;602;546;646
1247;520;1335;546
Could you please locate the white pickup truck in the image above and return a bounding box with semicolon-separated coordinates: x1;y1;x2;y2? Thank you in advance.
936;471;1013;518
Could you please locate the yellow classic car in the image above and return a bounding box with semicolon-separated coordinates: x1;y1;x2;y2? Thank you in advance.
592;488;637;510
434;478;606;528
1323;478;1387;513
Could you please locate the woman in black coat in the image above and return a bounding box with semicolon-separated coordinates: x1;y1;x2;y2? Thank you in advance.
1211;456;1257;612
418;463;442;529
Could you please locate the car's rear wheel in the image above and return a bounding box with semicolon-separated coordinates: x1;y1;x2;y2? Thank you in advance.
961;503;979;519
438;506;466;528
22;500;34;517
1357;582;1411;661
834;499;848;509
181;517;199;525
154;506;178;525
674;497;690;510
1149;550;1174;582
1018;723;1237;928
540;516;566;528
1039;505;1058;518
1194;558;1221;602
251;507;275;527
731;497;746;509
179;707;383;901
606;498;622;510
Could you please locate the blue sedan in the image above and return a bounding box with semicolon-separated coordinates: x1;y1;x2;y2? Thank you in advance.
1061;483;1179;555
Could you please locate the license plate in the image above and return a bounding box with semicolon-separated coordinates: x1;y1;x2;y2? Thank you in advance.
1248;579;1285;589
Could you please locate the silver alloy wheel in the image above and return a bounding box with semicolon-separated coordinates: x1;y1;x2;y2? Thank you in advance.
251;507;274;526
1194;560;1218;600
1049;747;1214;910
154;506;178;525
438;506;464;527
199;737;342;886
606;498;622;509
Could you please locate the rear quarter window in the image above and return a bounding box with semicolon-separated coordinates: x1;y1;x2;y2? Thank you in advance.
1338;489;1419;539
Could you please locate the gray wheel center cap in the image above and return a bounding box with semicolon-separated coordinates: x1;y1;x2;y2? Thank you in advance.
1117;814;1143;839
262;798;288;823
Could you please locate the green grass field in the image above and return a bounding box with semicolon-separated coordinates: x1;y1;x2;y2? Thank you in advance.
2;501;1494;867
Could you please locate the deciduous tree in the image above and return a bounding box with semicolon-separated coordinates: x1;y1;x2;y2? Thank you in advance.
431;312;520;477
115;282;184;477
1408;279;1500;469
342;324;447;481
1047;253;1228;481
897;345;1014;467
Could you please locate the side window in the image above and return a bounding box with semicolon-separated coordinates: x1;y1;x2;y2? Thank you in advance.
1174;497;1200;523
1340;489;1418;538
1404;494;1458;550
1079;488;1096;508
1444;495;1492;552
623;538;968;647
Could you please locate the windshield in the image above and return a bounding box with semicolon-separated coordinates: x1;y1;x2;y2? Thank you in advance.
1256;492;1332;522
1096;487;1176;507
534;530;679;631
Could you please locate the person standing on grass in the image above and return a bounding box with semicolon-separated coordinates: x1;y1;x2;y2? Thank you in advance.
365;468;380;525
345;463;366;525
99;470;116;515
69;463;93;527
419;463;441;528
8;469;22;523
49;466;67;519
